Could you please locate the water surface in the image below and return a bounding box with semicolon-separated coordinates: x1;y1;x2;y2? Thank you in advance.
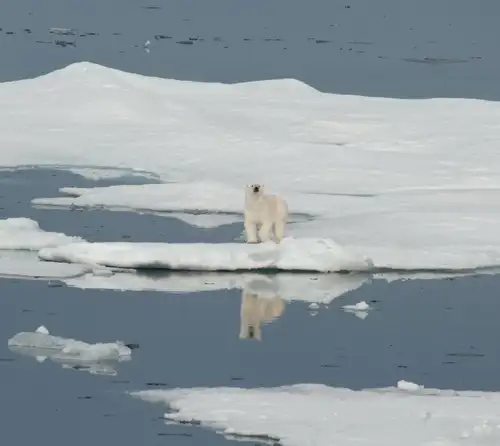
0;169;500;445
1;0;499;99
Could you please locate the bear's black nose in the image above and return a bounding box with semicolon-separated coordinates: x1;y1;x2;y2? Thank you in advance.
253;185;260;193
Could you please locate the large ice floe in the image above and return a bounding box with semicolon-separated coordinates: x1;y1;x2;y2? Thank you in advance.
1;61;500;271
132;382;500;445
38;238;373;273
8;325;132;376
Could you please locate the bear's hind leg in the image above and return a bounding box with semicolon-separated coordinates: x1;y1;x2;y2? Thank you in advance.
244;220;259;243
274;219;285;243
258;221;273;242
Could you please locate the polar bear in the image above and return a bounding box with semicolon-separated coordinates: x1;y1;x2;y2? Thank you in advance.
244;184;288;243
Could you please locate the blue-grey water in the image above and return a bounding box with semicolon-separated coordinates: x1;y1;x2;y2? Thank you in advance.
2;0;500;444
1;0;499;100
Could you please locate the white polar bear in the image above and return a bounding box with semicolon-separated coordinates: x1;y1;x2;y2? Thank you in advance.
244;184;288;243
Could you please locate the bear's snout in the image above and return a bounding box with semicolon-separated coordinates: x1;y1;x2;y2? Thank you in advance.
253;185;260;193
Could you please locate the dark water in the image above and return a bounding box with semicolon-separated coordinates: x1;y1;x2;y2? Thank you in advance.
0;169;500;446
0;168;242;243
1;0;499;100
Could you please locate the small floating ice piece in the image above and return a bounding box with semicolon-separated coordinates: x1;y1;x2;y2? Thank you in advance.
8;325;132;376
341;300;372;319
342;301;371;311
397;380;424;391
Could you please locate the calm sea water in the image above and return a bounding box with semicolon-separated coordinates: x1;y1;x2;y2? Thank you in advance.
1;0;499;99
1;1;500;444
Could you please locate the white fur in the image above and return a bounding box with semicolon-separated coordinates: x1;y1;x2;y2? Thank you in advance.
244;184;288;243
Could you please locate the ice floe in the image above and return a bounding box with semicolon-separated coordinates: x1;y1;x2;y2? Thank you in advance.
0;218;84;250
2;62;500;271
8;325;132;376
341;300;373;320
132;382;500;445
38;238;374;273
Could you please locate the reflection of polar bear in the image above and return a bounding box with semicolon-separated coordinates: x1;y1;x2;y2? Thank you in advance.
244;184;288;243
239;288;285;341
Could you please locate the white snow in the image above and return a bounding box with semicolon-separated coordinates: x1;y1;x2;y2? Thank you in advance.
38;238;373;273
0;218;84;250
132;383;500;446
8;325;132;375
1;62;500;270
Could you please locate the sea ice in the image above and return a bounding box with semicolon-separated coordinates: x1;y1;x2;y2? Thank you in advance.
8;325;132;375
2;62;500;271
342;300;371;311
0;217;84;250
132;382;500;446
397;380;424;391
38;238;373;273
0;251;87;279
341;300;372;320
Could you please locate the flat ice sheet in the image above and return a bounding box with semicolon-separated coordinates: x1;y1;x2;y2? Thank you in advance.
3;62;500;270
38;238;373;273
133;383;500;446
33;182;500;271
0;218;84;250
0;251;87;279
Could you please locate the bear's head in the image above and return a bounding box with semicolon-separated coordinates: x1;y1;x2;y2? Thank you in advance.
247;183;265;196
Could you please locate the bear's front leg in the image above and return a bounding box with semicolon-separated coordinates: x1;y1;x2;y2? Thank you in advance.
244;220;259;243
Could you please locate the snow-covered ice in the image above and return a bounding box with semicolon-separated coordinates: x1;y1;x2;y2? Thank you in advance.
38;238;373;273
0;218;95;280
1;62;500;271
0;218;84;250
8;325;132;376
132;383;500;446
